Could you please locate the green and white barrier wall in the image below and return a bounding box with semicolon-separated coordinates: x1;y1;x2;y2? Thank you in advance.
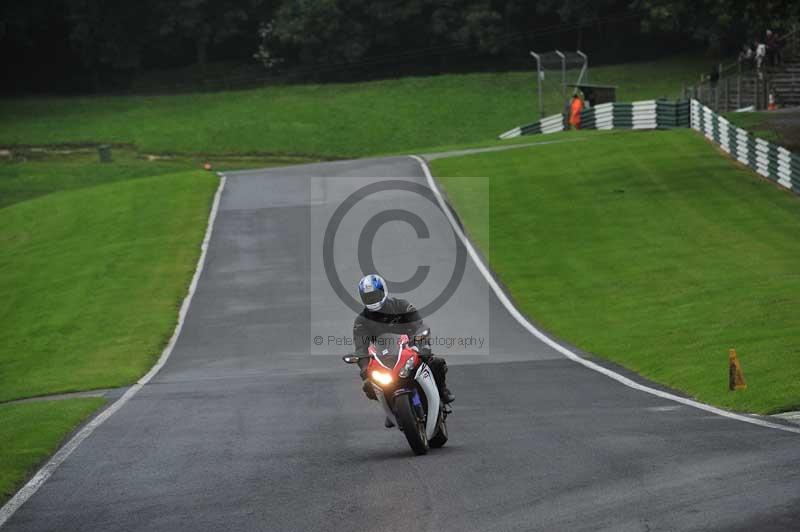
499;113;565;138
499;99;689;138
584;100;690;130
691;99;800;194
498;98;798;195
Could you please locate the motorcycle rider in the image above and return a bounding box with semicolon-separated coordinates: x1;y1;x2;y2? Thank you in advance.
353;273;455;404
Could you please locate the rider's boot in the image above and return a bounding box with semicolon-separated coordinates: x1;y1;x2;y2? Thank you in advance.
440;387;455;404
384;417;395;428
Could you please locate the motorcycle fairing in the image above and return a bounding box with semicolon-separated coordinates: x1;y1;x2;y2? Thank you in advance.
415;362;440;439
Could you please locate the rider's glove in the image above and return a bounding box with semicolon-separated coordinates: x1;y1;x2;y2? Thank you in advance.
362;379;377;400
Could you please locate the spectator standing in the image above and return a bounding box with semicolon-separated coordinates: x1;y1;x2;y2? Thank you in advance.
755;40;767;79
766;30;777;67
766;29;784;66
738;43;754;68
569;93;584;130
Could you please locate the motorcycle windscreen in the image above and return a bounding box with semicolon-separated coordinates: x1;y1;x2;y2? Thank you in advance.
371;333;403;369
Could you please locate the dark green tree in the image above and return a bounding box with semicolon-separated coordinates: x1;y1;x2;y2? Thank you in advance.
270;0;513;68
154;0;272;68
634;0;800;51
67;1;150;73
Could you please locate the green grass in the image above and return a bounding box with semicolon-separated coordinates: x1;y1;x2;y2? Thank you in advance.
0;150;317;210
0;399;105;501
0;56;709;158
380;128;619;159
0;169;218;402
433;129;800;414
0;151;195;209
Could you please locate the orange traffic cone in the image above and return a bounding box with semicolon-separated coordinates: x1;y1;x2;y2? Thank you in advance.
728;349;747;390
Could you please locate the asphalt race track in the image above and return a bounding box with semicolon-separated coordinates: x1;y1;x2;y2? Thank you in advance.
5;157;800;532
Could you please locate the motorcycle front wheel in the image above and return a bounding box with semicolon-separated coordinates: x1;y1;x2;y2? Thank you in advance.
395;394;429;455
429;410;448;448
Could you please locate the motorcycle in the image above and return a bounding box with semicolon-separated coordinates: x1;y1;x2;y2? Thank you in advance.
343;329;449;455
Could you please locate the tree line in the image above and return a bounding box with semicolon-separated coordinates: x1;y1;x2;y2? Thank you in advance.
1;0;798;93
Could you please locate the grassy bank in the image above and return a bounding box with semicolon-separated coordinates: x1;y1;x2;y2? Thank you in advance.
0;156;218;502
0;399;105;500
0;150;318;210
0;56;709;158
0;169;218;402
433;129;800;414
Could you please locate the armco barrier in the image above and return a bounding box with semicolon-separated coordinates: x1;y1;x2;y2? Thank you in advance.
499;99;689;138
691;99;800;194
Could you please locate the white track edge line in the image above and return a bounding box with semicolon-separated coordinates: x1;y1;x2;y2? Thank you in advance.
0;174;228;528
409;154;800;435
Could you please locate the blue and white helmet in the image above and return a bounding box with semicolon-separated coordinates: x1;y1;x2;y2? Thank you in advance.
358;274;388;311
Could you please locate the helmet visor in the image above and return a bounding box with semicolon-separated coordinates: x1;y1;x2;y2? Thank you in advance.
361;288;385;306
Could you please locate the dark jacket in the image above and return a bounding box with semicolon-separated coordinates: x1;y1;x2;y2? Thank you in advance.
766;33;779;50
352;297;424;357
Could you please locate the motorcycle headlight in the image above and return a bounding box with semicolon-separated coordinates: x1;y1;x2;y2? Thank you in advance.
371;370;393;386
398;358;416;378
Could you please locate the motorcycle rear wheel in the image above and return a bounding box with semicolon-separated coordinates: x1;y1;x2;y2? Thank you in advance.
396;394;429;455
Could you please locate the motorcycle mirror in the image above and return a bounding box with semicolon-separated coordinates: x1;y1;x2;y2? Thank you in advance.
342;355;360;364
